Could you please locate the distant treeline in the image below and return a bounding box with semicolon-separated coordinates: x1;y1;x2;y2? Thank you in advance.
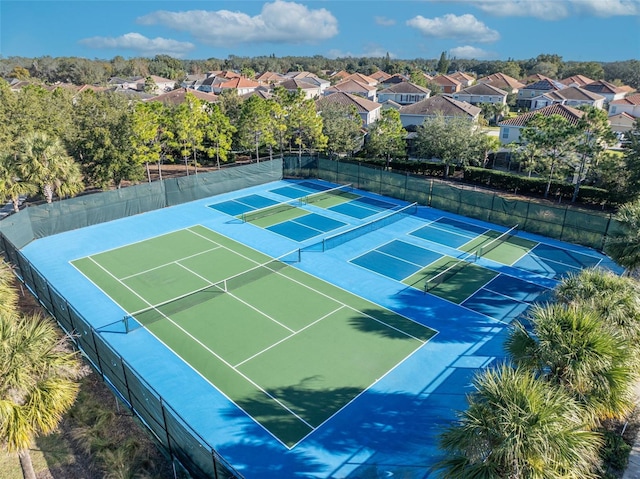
1;53;638;89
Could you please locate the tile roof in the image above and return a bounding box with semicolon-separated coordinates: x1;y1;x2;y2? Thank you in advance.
256;71;286;83
583;80;627;94
449;71;475;83
378;82;431;95
279;78;319;91
242;89;272;100
316;91;381;113
538;86;604;102
476;72;525;90
610;93;640;105
381;74;409;84
341;72;378;85
398;94;481;117
499;104;585;127
147;88;218;105
559;75;594;87
457;83;508;96
432;74;462;87
218;77;260;89
326;79;377;93
369;70;392;82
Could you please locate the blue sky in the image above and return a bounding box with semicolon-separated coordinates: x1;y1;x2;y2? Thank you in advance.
1;1;639;62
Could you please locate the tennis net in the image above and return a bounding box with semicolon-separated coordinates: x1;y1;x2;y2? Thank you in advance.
240;199;302;223
424;250;477;293
476;224;519;258
302;183;354;205
303;202;418;253
123;249;300;332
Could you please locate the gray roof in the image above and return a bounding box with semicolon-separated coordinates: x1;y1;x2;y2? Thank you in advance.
499;104;584;127
379;82;431;95
399;95;481;117
316;92;380;113
456;83;508;96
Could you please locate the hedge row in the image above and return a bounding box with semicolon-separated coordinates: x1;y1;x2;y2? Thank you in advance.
462;166;613;206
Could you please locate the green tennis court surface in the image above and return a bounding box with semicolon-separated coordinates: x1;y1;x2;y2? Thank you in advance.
460;226;538;265
403;255;499;304
71;225;435;447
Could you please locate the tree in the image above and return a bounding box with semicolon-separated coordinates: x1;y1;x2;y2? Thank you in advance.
506;303;637;424
479;102;509;126
437;364;602;479
202;104;235;169
555;267;640;345
237;95;272;161
0;153;37;212
282;88;327;162
318;101;363;158
168;93;207;174
0;263;81;479
143;76;158;94
70;91;140;189
131;101;168;182
17;132;83;203
604;199;640;275
570;106;617;202
520;114;579;198
414;114;487;177
622;118;640;200
437;52;450;74
365;109;405;166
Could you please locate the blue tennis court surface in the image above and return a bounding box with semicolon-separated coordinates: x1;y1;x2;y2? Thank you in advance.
19;177;624;479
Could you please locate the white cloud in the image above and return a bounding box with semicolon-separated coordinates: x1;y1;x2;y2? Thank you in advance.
374;16;396;26
137;1;339;46
449;45;497;60
406;13;500;43
423;0;639;19
79;33;194;57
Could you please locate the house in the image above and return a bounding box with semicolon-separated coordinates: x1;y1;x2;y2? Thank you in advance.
608;93;640;118
583;80;628;103
377;82;431;105
476;72;524;94
608;112;637;136
530;86;605;110
523;73;551;84
278;78;322;99
241;88;272;100
146;88;218;106
398;94;481;128
339;72;378;87
329;70;351;82
108;75;175;93
316;92;382;126
452;83;508;106
516;78;565;108
559;75;594;88
255;71;286;85
324;79;378;101
380;73;409;86
431;74;462;93
369;70;392;83
212;77;260;96
497;104;584;144
284;72;330;93
449;71;475;88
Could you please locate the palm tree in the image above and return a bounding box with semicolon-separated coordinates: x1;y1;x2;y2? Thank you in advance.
0;312;81;479
506;303;637;425
437;364;602;478
16;131;83;204
604;199;640;276
555;267;640;344
0;153;37;213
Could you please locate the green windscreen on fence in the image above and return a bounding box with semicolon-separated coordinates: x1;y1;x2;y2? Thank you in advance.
0;159;283;250
286;155;615;250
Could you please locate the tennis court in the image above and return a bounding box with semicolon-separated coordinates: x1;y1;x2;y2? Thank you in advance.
14;169;622;479
71;224;436;448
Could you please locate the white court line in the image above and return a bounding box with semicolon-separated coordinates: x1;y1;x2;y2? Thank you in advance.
120;245;222;280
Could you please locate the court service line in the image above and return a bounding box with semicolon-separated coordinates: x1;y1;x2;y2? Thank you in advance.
233;305;346;368
119;245;223;280
188;225;432;338
86;256;315;431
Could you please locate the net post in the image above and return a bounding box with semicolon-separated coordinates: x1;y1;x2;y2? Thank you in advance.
124;315;130;334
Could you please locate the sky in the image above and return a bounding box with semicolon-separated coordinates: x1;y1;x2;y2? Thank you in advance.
1;0;639;63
